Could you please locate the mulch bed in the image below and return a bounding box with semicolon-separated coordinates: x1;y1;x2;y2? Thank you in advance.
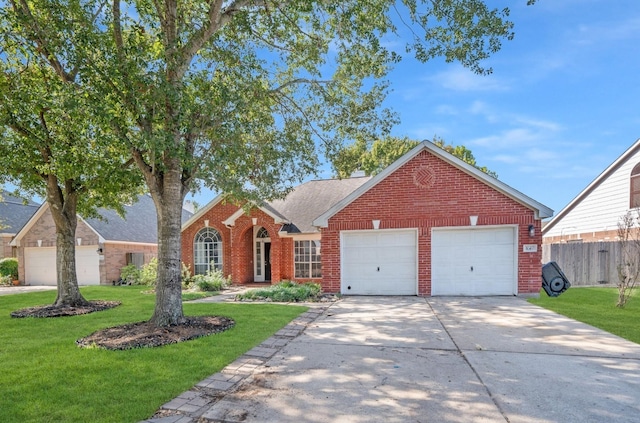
76;316;235;350
10;300;121;318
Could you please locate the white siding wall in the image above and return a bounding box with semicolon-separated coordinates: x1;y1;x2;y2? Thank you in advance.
545;149;640;238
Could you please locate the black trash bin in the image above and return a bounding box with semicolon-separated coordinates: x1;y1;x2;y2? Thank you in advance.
541;261;571;297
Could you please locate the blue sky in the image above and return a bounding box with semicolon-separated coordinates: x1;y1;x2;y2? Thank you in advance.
354;0;640;215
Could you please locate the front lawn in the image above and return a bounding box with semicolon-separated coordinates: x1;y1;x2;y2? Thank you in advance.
0;286;306;423
528;287;640;344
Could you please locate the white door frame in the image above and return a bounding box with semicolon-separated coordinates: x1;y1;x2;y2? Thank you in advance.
253;227;271;282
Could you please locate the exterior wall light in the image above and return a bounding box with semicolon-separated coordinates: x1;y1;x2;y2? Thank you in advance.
528;224;535;238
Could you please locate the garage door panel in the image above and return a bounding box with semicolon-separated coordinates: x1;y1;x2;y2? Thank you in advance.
341;230;417;295
432;227;516;296
25;247;100;286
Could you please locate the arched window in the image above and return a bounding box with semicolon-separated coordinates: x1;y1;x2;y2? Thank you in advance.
194;228;222;275
631;163;640;208
256;227;269;239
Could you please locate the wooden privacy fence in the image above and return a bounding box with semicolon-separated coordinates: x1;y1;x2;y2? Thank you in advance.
542;241;621;286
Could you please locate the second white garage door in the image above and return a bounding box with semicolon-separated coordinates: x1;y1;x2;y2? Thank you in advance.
24;247;101;286
431;226;516;296
341;230;417;295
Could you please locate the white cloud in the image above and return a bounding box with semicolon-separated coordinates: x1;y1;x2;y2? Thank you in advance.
426;67;509;92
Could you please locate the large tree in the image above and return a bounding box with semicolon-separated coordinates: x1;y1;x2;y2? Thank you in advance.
5;0;528;325
333;135;498;178
0;2;140;307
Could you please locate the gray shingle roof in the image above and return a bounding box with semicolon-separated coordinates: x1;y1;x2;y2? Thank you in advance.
85;194;193;243
0;190;40;234
267;177;371;233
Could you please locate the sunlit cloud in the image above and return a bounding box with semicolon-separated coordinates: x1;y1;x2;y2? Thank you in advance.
426;67;509;92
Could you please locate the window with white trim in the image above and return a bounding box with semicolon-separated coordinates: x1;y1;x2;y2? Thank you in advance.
194;228;223;275
631;163;640;208
294;240;321;278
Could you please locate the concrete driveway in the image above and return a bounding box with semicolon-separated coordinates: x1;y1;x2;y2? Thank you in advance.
153;296;640;423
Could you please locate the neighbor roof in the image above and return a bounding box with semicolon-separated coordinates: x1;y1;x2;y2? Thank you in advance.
0;190;40;234
313;140;554;227
543;138;640;235
11;194;193;245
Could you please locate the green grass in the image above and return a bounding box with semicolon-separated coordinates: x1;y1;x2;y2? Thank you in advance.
0;286;306;423
181;291;218;301
528;287;640;344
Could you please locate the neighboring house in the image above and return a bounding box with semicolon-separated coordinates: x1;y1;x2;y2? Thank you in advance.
182;140;553;296
543;138;640;244
11;194;192;286
0;190;40;260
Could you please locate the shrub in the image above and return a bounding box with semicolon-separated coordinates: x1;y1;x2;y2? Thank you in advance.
189;268;231;292
0;274;12;286
138;258;157;286
119;259;157;286
119;264;140;285
236;280;321;302
0;257;18;279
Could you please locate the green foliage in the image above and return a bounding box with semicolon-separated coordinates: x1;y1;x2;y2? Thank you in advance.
187;268;231;293
139;258;158;287
529;287;640;344
237;281;322;302
0;274;12;286
0;257;18;279
0;286;306;423
119;259;157;286
333;135;497;178
119;264;141;285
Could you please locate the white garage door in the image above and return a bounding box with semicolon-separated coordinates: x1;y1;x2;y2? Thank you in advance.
25;247;101;286
341;230;417;295
431;226;516;296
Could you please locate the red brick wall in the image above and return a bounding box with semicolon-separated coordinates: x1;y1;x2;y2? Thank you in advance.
322;150;542;295
181;203;294;284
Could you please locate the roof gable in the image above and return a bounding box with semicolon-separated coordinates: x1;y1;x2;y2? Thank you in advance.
313;140;553;227
11;194;190;244
543;138;640;236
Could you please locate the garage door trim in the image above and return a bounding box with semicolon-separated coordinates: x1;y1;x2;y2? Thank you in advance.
340;228;418;295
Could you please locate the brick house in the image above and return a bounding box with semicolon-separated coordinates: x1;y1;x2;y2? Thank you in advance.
182;140;553;296
0;190;39;260
11;194;191;286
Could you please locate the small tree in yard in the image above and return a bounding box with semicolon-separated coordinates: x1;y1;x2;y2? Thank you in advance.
616;210;640;307
4;0;535;327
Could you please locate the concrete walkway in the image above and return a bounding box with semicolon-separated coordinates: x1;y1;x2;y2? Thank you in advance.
144;296;640;423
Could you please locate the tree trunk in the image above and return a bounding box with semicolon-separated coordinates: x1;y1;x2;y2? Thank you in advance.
147;160;187;326
46;182;89;307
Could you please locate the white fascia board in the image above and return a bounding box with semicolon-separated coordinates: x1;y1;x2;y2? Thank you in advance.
181;194;224;231
223;203;289;227
78;215;106;243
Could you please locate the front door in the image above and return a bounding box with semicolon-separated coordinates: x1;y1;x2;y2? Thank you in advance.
264;242;272;282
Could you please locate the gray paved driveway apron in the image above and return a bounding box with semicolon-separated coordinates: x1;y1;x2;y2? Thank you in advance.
146;296;640;423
